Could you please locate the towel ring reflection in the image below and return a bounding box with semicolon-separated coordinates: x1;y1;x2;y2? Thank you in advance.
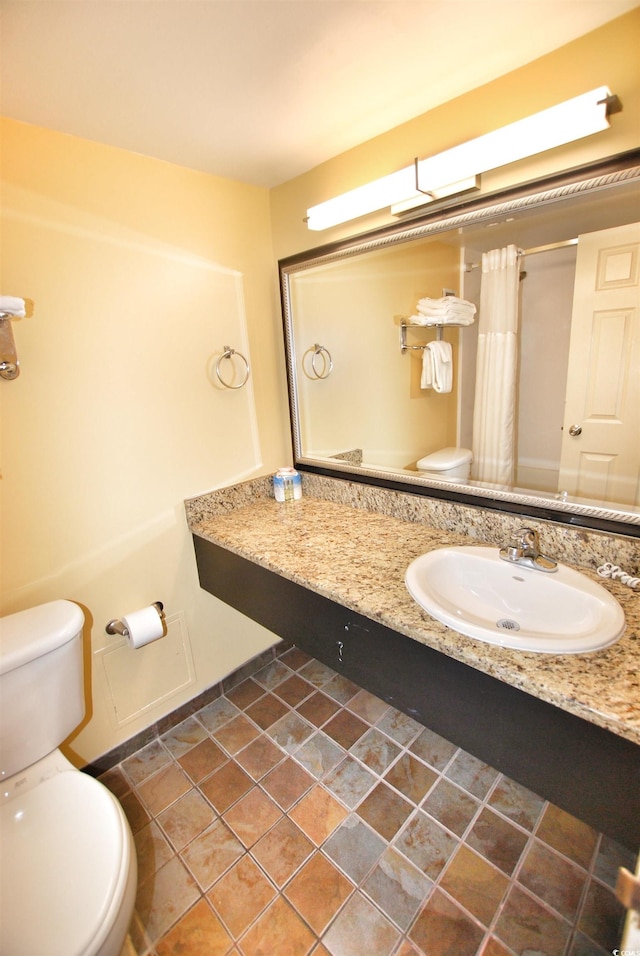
215;346;250;389
310;343;333;379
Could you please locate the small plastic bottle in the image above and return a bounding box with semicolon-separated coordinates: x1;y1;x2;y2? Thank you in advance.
273;467;302;502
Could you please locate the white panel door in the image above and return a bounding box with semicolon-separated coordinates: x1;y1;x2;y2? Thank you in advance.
558;222;640;506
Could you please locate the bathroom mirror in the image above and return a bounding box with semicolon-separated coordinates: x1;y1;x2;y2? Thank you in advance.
280;151;640;535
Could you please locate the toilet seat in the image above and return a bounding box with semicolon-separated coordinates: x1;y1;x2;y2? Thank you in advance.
0;770;132;956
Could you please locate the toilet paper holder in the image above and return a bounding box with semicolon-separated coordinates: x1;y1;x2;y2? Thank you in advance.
105;602;164;638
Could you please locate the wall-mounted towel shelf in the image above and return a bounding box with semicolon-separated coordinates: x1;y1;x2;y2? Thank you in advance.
401;295;476;353
399;322;444;353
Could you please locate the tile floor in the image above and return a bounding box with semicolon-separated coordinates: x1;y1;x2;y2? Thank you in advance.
100;646;635;956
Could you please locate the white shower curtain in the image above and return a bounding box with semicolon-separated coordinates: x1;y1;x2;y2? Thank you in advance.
472;244;520;486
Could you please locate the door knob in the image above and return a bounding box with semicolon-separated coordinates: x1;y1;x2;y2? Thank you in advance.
568;424;582;437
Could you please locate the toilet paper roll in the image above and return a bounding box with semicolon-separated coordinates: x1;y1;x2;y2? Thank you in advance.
122;605;165;649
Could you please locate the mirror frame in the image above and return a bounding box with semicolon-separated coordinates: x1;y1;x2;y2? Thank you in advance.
279;150;640;538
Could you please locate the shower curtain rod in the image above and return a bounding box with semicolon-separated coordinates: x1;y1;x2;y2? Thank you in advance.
519;238;578;257
465;238;577;271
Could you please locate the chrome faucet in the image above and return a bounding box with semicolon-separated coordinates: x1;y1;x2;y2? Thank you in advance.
499;527;558;572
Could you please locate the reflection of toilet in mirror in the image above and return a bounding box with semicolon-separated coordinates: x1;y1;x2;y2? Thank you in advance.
0;600;137;956
417;446;472;481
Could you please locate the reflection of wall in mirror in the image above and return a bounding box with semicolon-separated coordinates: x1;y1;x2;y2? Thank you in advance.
518;246;576;491
292;239;462;467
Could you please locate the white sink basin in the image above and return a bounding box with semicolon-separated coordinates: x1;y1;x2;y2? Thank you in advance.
405;546;625;654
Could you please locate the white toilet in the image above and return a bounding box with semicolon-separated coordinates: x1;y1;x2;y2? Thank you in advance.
416;446;472;481
0;600;137;956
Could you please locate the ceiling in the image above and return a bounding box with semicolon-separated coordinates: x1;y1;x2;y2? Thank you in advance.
1;0;637;188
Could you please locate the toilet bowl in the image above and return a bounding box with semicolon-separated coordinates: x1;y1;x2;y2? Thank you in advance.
0;601;137;956
416;446;472;481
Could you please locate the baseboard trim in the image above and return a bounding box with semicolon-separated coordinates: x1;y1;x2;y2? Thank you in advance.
83;641;289;776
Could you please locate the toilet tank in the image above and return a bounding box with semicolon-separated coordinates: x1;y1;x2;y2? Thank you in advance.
416;447;472;481
0;600;85;779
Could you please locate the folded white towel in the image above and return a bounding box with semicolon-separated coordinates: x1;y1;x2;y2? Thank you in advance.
421;340;452;392
417;295;475;314
417;305;475;319
0;296;26;317
412;295;476;327
410;312;475;327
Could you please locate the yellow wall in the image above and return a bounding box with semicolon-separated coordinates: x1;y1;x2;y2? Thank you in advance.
0;119;291;764
1;10;638;766
290;238;459;465
270;9;640;258
272;9;639;492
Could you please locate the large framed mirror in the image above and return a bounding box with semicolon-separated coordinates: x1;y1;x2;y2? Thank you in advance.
280;151;640;536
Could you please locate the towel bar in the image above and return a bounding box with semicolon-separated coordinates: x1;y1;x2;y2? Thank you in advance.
400;322;443;353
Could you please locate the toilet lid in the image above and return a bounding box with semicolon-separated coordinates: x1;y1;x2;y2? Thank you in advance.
0;771;129;956
417;446;472;470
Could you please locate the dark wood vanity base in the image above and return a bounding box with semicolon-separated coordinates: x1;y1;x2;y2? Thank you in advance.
194;535;639;850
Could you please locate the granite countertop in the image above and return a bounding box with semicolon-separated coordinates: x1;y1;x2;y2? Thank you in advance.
186;476;640;747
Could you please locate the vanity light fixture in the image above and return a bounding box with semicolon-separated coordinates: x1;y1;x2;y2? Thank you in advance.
390;172;480;216
305;86;621;230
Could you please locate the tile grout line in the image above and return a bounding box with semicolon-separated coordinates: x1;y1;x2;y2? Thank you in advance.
109;652;630;956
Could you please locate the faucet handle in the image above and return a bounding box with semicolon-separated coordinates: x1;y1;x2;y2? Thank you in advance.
500;527;557;572
511;527;539;552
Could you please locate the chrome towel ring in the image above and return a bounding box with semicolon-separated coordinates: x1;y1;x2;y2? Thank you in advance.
215;346;250;389
310;343;333;379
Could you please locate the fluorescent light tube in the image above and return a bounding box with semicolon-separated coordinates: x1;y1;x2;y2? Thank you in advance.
414;86;612;194
306;86;614;231
306;166;416;232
